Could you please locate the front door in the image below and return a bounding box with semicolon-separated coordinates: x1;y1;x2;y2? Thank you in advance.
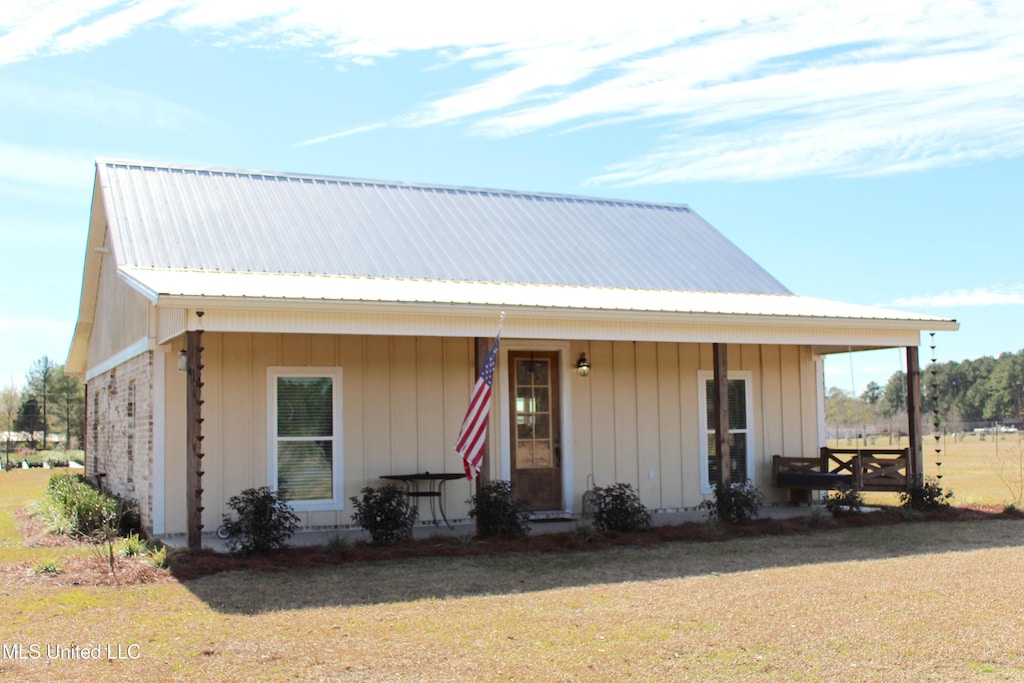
508;351;562;510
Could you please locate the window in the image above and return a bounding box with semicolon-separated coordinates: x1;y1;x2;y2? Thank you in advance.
698;371;754;493
267;368;343;512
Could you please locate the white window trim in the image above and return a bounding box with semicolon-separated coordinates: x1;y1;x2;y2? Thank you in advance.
266;367;344;512
697;370;755;494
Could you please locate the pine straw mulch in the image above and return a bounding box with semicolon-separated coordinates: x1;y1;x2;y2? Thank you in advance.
165;504;1022;581
0;508;172;588
5;504;1020;588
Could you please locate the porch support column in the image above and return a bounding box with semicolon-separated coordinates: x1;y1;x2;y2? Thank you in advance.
906;346;923;488
713;342;730;489
186;330;205;550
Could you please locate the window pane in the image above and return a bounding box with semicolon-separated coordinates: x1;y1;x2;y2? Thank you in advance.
706;425;749;485
728;380;747;430
705;381;717;431
278;377;333;437
706;379;747;431
277;440;333;500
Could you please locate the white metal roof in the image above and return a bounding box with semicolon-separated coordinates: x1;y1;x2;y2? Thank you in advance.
67;159;958;374
96;160;791;295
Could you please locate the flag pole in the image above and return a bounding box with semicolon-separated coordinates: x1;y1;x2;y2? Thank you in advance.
455;312;505;485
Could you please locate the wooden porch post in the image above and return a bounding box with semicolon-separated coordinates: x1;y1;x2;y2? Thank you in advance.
713;343;730;489
906;346;923;488
186;330;205;549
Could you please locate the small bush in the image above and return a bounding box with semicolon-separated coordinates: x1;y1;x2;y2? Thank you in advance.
900;478;954;512
223;486;299;555
118;532;147;557
148;544;169;573
467;480;531;538
350;485;418;546
825;485;864;516
42;474;119;536
701;480;765;524
592;483;651;532
33;558;63;575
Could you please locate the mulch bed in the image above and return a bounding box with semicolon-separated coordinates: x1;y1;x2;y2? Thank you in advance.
5;505;1019;587
166;504;1021;581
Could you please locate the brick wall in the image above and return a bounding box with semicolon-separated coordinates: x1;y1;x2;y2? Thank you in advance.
86;352;154;534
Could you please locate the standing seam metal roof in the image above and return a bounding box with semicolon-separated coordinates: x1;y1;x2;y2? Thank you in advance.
97;160;792;296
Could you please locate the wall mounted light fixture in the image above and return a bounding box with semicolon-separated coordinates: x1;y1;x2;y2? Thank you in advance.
177;349;188;373
576;353;591;377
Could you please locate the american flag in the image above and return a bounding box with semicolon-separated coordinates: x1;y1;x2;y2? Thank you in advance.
455;330;501;480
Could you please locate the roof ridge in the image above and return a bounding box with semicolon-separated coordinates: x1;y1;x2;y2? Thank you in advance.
94;158;693;211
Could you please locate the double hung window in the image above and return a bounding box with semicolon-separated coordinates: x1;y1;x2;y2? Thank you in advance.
698;371;754;493
267;368;343;511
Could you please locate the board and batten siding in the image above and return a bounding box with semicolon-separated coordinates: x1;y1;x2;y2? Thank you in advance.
161;332;477;534
569;341;819;513
159;333;820;534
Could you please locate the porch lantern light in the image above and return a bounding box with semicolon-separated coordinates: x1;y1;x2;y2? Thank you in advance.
177;348;188;373
576;353;591;377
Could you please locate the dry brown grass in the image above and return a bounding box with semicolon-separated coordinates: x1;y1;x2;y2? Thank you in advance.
4;456;1024;681
3;519;1024;682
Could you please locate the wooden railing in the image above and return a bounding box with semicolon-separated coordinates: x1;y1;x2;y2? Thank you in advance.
821;447;909;491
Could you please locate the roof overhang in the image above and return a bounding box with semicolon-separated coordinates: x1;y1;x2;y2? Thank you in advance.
66;172;109;377
118;267;957;349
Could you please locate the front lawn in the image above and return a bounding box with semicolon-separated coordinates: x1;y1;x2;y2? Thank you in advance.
2;469;1024;681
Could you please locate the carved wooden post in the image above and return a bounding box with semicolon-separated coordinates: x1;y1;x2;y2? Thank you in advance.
906;346;923;488
713;342;730;489
186;329;205;549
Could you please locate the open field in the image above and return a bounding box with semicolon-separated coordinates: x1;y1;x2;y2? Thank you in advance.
3;455;1024;681
828;432;1024;507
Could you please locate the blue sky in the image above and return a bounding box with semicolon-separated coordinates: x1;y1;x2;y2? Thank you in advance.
1;1;1022;393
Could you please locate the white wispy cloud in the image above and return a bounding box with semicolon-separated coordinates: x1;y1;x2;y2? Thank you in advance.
890;287;1024;308
3;0;1023;183
294;122;385;147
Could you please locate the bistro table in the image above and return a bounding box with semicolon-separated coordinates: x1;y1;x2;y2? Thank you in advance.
379;472;465;529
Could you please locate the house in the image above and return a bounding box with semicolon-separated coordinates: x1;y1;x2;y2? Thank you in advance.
66;160;958;545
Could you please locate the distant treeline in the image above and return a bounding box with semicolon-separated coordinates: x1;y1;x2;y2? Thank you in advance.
827;349;1024;433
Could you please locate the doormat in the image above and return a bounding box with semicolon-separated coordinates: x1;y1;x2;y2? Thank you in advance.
529;516;576;523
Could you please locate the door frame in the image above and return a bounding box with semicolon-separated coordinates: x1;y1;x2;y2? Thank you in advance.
497;340;574;513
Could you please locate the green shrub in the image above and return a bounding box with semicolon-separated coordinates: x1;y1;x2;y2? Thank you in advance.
467;480;531;538
899;478;954;512
591;483;651;532
147;543;170;570
350;485;418;545
824;484;864;516
223;486;300;555
701;480;765;524
42;474;119;536
118;532;147;557
33;558;63;575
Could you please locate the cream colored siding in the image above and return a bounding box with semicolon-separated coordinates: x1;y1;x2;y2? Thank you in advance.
86;237;150;370
160;332;476;534
570;342;819;512
157;333;822;534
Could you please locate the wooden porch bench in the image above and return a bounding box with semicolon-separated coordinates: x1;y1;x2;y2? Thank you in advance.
771;454;860;505
823;447;909;492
